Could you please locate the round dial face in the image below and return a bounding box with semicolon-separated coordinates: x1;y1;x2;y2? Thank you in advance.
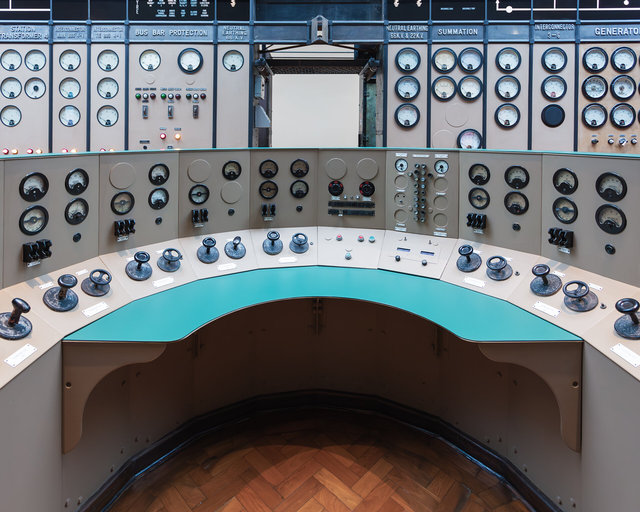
395;48;420;72
222;161;241;180
97;106;118;127
582;75;607;100
97;77;118;99
25;78;46;99
612;47;636;73
458;76;482;101
259;159;278;178
25;50;45;71
149;164;169;185
596;204;626;234
611;75;635;101
395;159;408;172
1;49;21;71
65;168;89;195
178;48;203;74
469;164;490;185
596;172;627;202
395;76;420;100
59;77;80;99
553;168;578;195
222;50;244;71
97;49;119;71
610;103;635;128
495;75;520;100
59;105;81;127
259;180;278;199
583;47;608;72
504;166;529;189
433;48;456;73
553;197;578;224
290;159;309;178
148;188;169;210
495;104;520;128
542;47;567;73
496;47;521;72
19;206;48;235
433;76;456;101
139;49;161;71
457;129;482;149
1;105;21;127
394;104;420;127
20;173;49;201
290;179;309;199
542;75;566;100
582;103;607;127
435;160;449;174
458;48;483;73
65;198;89;225
468;187;490;209
59;50;81;71
110;191;134;215
1;78;21;99
328;180;344;196
504;191;529;215
189;184;209;204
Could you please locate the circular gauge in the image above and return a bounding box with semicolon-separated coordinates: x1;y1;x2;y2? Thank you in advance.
596;204;626;234
259;180;278;199
458;76;482;101
433;76;456;101
395;76;420;100
65;198;89;225
25;49;45;71
20;173;49;201
612;47;636;73
19;206;48;235
394;104;420;127
505;166;529;189
458;47;483;73
59;50;80;71
222;50;244;71
542;47;567;73
468;187;490;209
582;75;608;100
457;129;482;149
553;197;578;224
596;172;627;202
149;163;169;185
1;78;21;99
222;161;241;180
542;75;567;100
495;104;520;128
541;104;565;127
97;77;118;99
290;159;309;178
97;106;118;127
395;47;420;72
395;159;408;172
435;160;449;174
328;180;344;196
582;103;607;128
611;75;635;101
1;105;21;127
65;168;89;195
148;188;169;210
59;105;81;127
504;191;529;215
110;191;134;215
583;47;608;72
496;47;521;72
1;49;21;71
496;76;520;100
433;48;456;73
97;49;119;71
553;168;578;195
178;48;203;74
469;164;490;185
59;77;80;99
360;181;375;197
259;159;278;178
189;184;209;204
290;180;309;198
139;49;161;71
25;78;46;99
610;103;635;128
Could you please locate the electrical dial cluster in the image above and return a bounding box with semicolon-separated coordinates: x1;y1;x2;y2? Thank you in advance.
539;47;568;129
494;47;523;130
394;47;422;129
467;163;531;216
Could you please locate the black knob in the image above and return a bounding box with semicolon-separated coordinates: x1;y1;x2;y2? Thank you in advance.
616;298;640;324
82;269;112;297
135;251;151;269
57;274;77;301
9;298;30;327
267;231;280;243
459;244;473;260
292;233;307;246
395;255;401;262
532;264;550;285
162;248;182;262
563;280;599;312
486;256;507;272
90;269;112;287
202;237;216;253
563;280;589;299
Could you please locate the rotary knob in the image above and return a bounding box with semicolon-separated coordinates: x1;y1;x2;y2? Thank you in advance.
157;248;183;272
263;231;283;255
197;237;219;264
530;264;562;297
81;269;112;297
614;298;640;339
563;280;598;312
43;274;79;312
0;298;32;340
225;236;246;259
485;256;513;281
126;251;153;281
289;232;309;254
456;244;481;272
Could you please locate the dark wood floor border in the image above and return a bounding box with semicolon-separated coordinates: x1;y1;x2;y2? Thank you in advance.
81;390;562;512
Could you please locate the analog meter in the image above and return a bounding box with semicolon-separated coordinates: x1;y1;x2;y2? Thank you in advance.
97;106;118;127
457;129;482;149
222;50;244;71
542;47;567;72
458;76;482;101
433;48;456;72
542;75;567;100
178;48;203;73
395;76;420;100
583;47;608;72
97;50;119;71
612;47;636;72
97;78;118;99
25;50;45;71
139;49;161;71
1;78;21;99
495;104;520;128
582;104;607;127
59;50;80;71
395;47;420;72
582;75;607;100
458;47;483;72
1;106;21;127
59;106;81;127
25;78;46;99
1;49;21;71
59;77;80;99
394;104;420;127
611;76;635;101
496;47;521;72
496;76;520;100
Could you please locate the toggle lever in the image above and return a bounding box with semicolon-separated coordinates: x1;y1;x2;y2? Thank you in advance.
0;298;32;340
43;274;78;312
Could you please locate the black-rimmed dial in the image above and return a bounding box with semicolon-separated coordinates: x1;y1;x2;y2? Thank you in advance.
582;103;607;128
395;76;420;100
582;75;608;100
583;47;608;72
395;48;420;72
178;48;203;74
469;164;490;185
65;198;89;225
504;192;529;215
111;192;134;215
458;47;483;73
610;103;635;128
259;159;278;178
290;159;309;178
65;168;89;195
553;168;578;195
19;205;48;235
394;104;420;127
469;187;490;209
611;75;635;101
553;197;578;224
495;104;520;128
596;204;626;234
496;47;521;72
612;47;636;73
433;76;456;101
148;188;169;210
458;76;482;101
189;184;209;204
505;166;529;189
20;172;49;202
496;76;520;100
259;180;278;199
457;129;482;149
542;75;566;100
542;47;567;73
149;164;170;185
222;161;242;180
433;48;456;73
596;173;627;202
290;180;309;198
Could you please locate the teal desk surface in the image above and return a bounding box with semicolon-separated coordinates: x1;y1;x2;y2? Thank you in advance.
64;267;581;343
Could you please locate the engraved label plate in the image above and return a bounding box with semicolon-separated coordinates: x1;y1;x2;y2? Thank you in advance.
611;344;640;367
534;301;560;318
153;277;174;288
464;277;486;288
4;344;37;368
83;302;109;317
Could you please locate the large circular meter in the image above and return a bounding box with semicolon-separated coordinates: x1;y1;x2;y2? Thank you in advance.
432;76;456;101
395;47;420;72
611;75;635;101
553;197;578;224
469;164;490;185
458;76;482;101
496;47;521;72
25;78;46;99
542;75;567;100
612;47;636;73
59;50;81;71
222;50;244;71
596;172;627;202
139;49;161;71
582;75;607;100
25;50;46;71
457;129;482;149
504;166;529;189
1;105;21;127
495;104;520;128
553;168;578;195
59;77;81;99
19;206;48;235
97;49;119;71
97;77;119;99
458;47;483;73
1;49;21;71
582;103;607;127
542;47;567;73
610;103;635;128
583;47;608;72
178;48;203;74
97;106;118;127
596;204;626;234
394;104;420;127
433;48;456;73
1;78;21;99
496;76;520;100
59;105;81;127
395;76;420;100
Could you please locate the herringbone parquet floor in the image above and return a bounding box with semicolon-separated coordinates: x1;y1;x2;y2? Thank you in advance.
108;411;533;512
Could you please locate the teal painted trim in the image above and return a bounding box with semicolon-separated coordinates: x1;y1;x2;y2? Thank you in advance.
64;266;581;343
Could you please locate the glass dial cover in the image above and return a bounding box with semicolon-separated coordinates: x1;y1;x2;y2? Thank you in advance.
469;164;490;185
259;180;278;199
395;76;420;100
59;105;81;127
542;75;566;100
458;47;483;73
65;168;89;195
469;187;490;209
1;49;21;71
19;206;48;235
596;204;626;234
495;104;520;128
553;168;578;195
59;77;80;99
611;75;635;101
1;78;21;99
433;48;456;73
139;49;161;71
457;129;482;149
610;103;635;128
290;159;309;178
97;106;118;127
222;161;242;180
223;50;244;71
149;164;170;185
458;76;482;100
25;78;46;99
505;166;529;189
20;172;49;201
97;50;119;71
504;192;529;215
189;184;209;204
582;75;608;100
395;104;420;127
582;104;607;128
612;47;636;72
1;105;21;127
583;47;608;72
433;76;456;101
111;191;134;215
396;48;420;72
496;76;520;100
65;198;89;225
553;197;578;224
395;159;408;172
259;159;278;178
596;172;627;201
25;50;45;71
542;47;567;72
290;180;309;198
496;47;521;72
178;48;203;74
435;160;449;174
59;50;80;71
97;77;118;99
148;188;169;210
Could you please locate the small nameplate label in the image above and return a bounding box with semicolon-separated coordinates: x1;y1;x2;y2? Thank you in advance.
395;152;408;157
83;302;109;317
279;257;297;263
464;277;485;288
412;154;430;158
218;263;237;271
552;270;565;278
533;23;575;41
91;25;125;41
53;25;87;42
433;231;447;237
4;344;37;368
611;343;640;367
394;226;407;232
27;261;41;268
153;277;174;288
434;153;449;158
387;24;429;41
0;25;48;41
75;269;88;276
472;229;484;234
534;301;560;318
131;25;213;42
559;247;571;254
588;282;603;291
117;235;129;242
39;281;53;290
218;25;250;42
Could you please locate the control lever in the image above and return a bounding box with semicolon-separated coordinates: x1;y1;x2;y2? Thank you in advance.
289;232;309;254
614;298;640;339
43;274;78;312
0;298;32;340
456;244;481;272
563;280;598;312
126;251;153;281
81;269;112;297
197;237;219;264
224;236;246;259
485;256;512;281
530;264;562;296
263;231;283;255
157;248;183;272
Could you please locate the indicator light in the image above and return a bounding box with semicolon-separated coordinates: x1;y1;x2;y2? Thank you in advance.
100;148;106;152
26;148;33;154
200;93;206;99
174;133;181;140
161;93;166;99
2;149;8;155
70;148;77;153
160;133;167;140
135;93;141;99
168;93;174;99
35;149;42;154
62;148;69;153
175;94;181;100
11;148;18;154
150;93;156;99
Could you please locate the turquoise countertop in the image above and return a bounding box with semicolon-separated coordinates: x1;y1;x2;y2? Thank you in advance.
64;266;581;343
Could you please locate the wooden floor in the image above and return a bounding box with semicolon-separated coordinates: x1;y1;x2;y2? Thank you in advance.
108;411;533;512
